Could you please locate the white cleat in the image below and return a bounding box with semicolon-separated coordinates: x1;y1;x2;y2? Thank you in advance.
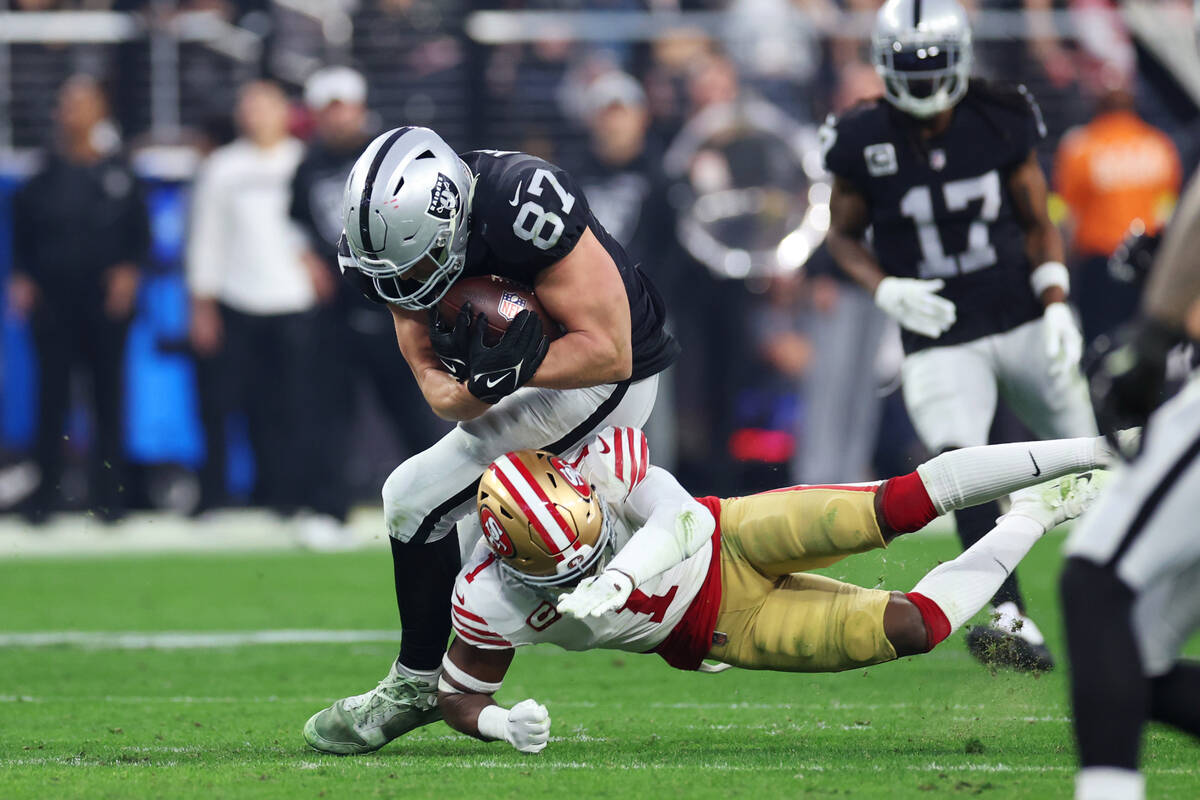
304;660;441;755
1005;470;1111;533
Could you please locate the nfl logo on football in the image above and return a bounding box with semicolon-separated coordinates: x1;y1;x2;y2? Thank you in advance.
497;291;528;322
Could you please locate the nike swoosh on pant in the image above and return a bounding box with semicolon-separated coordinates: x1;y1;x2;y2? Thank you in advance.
1029;452;1041;477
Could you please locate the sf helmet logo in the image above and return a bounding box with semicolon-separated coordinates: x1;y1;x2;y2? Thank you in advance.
551;457;591;498
427;173;460;220
479;507;515;557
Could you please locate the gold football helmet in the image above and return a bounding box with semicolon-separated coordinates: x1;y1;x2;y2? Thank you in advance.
477;449;612;587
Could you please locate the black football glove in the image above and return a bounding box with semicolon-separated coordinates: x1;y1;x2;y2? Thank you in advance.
1087;318;1182;454
428;305;473;382
466;309;549;404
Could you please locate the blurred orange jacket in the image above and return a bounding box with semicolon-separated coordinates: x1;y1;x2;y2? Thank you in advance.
1053;110;1181;257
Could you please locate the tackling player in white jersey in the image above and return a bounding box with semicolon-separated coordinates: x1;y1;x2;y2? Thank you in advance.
438;425;1117;753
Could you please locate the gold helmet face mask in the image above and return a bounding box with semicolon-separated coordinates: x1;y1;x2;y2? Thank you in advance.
477;450;613;588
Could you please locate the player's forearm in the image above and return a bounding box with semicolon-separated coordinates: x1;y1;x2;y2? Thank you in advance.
438;691;497;742
826;228;887;293
416;366;490;421
1142;174;1200;336
606;467;716;586
525;330;632;389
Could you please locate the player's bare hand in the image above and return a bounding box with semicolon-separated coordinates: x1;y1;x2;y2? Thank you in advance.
873;277;957;339
557;570;634;619
1043;302;1083;385
7;272;38;319
104;263;140;320
190;297;224;356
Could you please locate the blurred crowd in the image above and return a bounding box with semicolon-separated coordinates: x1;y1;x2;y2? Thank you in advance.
0;0;1195;536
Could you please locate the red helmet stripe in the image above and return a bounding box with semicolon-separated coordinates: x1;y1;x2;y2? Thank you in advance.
638;429;649;484
614;429;625;483
505;455;579;551
489;456;578;560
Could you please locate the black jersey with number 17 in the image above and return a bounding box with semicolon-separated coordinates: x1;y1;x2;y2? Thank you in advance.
823;80;1046;354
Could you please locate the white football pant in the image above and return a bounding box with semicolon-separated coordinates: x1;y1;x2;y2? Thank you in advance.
382;375;659;546
1065;374;1200;676
901;316;1098;451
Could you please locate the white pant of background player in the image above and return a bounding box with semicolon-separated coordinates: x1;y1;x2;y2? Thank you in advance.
1065;375;1200;677
901;316;1098;450
382;375;659;547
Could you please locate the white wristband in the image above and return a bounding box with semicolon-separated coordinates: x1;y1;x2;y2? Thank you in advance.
1030;261;1070;298
476;703;510;742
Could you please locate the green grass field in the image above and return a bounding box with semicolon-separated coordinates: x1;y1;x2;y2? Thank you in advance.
2;529;1197;799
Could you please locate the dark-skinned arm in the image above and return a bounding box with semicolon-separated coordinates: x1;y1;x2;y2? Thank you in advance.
1008;150;1067;306
439;639;549;753
826;175;887;293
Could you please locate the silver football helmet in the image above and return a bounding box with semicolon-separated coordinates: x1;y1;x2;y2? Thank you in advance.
341;126;474;309
872;0;973;119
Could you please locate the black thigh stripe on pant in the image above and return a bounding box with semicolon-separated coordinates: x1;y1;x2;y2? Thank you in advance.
1107;432;1200;568
409;380;632;545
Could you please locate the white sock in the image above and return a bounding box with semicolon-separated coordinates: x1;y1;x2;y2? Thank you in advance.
917;437;1106;515
395;660;441;686
1075;767;1145;800
910;514;1045;632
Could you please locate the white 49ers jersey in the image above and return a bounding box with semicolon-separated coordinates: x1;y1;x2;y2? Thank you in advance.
451;426;715;655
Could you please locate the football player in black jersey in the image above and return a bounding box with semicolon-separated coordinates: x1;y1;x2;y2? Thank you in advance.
302;126;678;754
823;0;1098;671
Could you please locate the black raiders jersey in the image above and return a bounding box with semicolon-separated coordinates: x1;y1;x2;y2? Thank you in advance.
823;80;1046;354
344;149;678;382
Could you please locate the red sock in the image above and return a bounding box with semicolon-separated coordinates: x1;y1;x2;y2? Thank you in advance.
905;592;952;651
878;472;937;533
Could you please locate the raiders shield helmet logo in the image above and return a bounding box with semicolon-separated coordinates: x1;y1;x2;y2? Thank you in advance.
427;173;461;220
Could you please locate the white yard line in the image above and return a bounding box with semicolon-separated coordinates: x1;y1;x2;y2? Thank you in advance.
0;629;399;649
0;508;391;559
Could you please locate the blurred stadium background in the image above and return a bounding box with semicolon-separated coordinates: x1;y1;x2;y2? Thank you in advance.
1;2;1199;797
0;0;1197;541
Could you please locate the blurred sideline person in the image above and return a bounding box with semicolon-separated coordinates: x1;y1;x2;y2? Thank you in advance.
288;66;448;549
571;70;678;470
302;127;678;755
186;81;316;515
1062;171;1200;800
795;62;892;486
436;426;1114;753
1053;80;1181;347
9;76;149;524
823;0;1099;671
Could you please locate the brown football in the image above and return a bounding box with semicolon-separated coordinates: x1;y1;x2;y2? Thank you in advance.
437;275;563;347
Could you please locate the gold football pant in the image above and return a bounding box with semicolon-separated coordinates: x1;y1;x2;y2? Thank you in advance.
706;486;898;672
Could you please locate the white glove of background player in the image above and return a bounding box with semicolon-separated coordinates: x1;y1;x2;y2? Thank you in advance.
1043;302;1083;384
874;277;957;339
557;570;634;618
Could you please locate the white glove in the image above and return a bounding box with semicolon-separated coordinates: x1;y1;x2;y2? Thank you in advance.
556;570;634;619
874;276;957;338
1043;302;1083;383
478;699;551;754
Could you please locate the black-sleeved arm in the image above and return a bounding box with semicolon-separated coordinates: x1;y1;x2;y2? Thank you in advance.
289;160;322;251
820;113;867;190
476;156;592;283
10;181;38;280
118;170;151;269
